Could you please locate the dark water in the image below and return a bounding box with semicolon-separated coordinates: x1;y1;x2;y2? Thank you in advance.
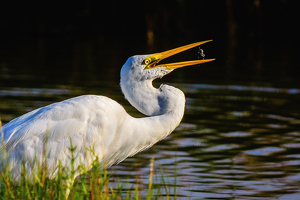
0;39;299;199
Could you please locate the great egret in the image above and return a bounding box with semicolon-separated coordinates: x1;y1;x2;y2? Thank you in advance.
0;40;214;194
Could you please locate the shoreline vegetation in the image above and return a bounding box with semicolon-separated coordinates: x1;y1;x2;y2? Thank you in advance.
0;121;180;200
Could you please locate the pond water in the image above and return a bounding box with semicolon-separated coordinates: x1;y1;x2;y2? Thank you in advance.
0;38;299;199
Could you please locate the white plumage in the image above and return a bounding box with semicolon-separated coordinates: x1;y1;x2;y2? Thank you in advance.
0;40;214;193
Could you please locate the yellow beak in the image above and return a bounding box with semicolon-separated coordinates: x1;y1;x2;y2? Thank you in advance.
152;40;215;70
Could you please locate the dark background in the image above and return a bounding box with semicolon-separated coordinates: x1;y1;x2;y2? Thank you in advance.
0;0;299;86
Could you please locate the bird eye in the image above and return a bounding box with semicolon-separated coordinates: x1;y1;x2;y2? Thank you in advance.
144;58;151;65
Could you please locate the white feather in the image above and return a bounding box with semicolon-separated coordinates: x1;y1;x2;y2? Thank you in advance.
1;55;185;182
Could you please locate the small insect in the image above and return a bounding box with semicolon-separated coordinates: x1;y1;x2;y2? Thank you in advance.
196;47;205;59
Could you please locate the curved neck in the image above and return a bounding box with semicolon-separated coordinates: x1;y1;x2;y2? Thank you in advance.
110;84;185;163
134;92;185;139
121;76;186;146
127;99;185;155
121;75;163;116
108;65;186;165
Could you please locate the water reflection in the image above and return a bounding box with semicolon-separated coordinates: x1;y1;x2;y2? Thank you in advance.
117;82;300;199
2;81;299;199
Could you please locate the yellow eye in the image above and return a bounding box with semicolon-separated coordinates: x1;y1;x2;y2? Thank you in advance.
144;58;151;65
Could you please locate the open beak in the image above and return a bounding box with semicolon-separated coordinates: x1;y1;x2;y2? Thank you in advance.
152;40;215;70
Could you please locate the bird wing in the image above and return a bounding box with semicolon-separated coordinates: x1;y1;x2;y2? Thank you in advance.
1;95;126;177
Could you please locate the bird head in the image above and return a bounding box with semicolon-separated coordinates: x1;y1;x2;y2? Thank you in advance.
120;40;215;116
121;40;215;82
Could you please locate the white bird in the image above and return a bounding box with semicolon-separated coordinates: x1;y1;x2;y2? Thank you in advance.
0;40;214;194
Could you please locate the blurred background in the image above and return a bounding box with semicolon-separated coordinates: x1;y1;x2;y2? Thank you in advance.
0;0;299;86
1;0;300;199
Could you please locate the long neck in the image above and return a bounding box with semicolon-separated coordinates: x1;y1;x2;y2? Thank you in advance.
121;75;164;116
104;89;185;167
117;75;185;159
116;63;185;163
131;92;185;148
107;83;185;165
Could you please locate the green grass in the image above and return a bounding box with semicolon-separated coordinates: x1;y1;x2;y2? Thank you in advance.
0;121;180;200
0;154;179;200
